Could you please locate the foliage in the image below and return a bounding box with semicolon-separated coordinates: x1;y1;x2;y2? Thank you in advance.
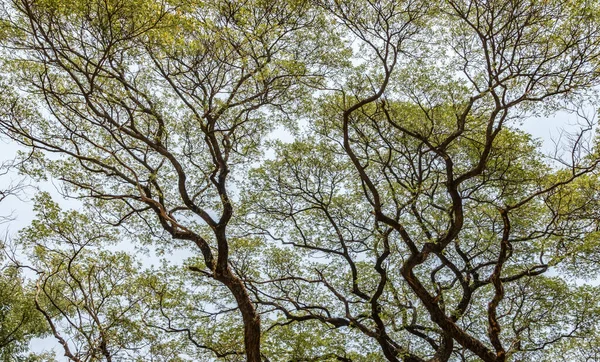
0;162;49;361
0;260;49;362
1;0;600;361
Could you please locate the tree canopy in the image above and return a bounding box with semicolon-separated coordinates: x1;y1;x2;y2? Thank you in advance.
1;0;600;361
0;160;50;361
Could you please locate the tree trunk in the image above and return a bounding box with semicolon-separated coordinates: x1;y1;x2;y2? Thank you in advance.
218;270;261;362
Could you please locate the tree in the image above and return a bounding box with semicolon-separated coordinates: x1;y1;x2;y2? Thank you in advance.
18;193;190;361
0;263;50;362
0;160;49;361
1;0;600;361
0;0;340;360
